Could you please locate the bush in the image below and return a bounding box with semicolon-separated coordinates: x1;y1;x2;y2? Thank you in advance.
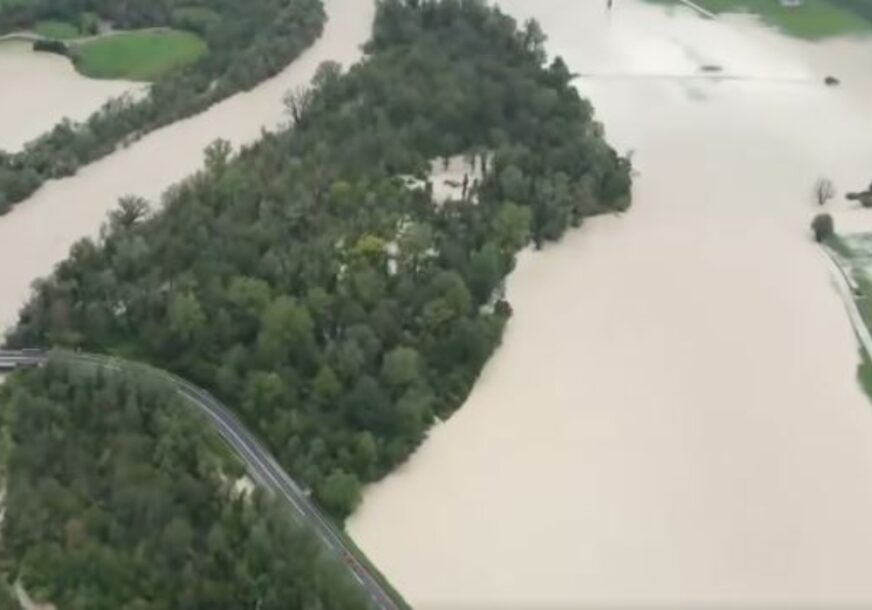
812;212;834;242
32;38;68;55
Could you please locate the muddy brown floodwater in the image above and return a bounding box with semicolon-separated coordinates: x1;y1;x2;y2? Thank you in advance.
348;1;872;607
0;0;376;334
0;40;141;153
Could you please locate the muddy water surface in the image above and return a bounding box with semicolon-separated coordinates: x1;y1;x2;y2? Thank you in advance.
348;2;872;607
0;40;140;152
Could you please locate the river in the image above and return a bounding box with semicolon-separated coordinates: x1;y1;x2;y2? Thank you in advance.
0;0;375;333
347;1;872;607
0;40;141;153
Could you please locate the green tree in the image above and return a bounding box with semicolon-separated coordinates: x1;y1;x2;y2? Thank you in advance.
312;365;342;404
353;431;378;477
380;346;421;388
204;139;233;176
493;202;532;251
109;195;150;230
257;297;315;364
316;469;362;519
469;242;504;302
168;291;205;343
397;221;434;273
811;213;834;242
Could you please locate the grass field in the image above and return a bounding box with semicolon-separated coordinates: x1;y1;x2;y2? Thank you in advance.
648;0;872;38
34;20;80;39
73;29;207;80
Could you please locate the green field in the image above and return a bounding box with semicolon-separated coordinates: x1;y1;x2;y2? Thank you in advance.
648;0;872;39
34;19;80;39
73;29;207;80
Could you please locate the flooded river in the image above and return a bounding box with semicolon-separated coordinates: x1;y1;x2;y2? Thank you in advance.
0;0;375;333
5;0;872;605
0;40;140;153
348;1;872;607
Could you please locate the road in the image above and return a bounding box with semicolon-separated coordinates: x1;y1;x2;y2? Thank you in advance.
0;349;403;610
821;247;872;359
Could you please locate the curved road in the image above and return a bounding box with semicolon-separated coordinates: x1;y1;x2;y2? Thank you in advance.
0;349;403;610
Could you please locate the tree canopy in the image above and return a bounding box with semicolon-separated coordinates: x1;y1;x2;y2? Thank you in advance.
9;0;632;521
0;362;370;610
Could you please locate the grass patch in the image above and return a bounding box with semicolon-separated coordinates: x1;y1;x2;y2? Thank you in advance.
647;0;872;39
34;19;80;39
73;29;207;81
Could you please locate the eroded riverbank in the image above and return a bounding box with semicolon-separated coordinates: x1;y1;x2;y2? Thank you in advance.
348;1;872;606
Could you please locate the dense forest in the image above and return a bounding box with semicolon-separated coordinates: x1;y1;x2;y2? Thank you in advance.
0;0;324;213
0;362;370;610
8;0;632;519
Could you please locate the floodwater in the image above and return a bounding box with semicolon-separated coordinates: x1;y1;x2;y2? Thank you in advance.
0;0;375;333
0;40;140;153
348;1;872;607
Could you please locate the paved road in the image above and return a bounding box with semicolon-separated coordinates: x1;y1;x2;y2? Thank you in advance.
821;247;872;359
0;349;403;610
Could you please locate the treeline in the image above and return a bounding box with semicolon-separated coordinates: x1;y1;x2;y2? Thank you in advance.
9;0;632;519
0;0;325;213
0;362;370;610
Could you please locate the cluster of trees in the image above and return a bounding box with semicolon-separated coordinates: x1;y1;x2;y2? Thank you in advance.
0;362;370;610
9;0;632;519
0;0;325;213
847;180;872;208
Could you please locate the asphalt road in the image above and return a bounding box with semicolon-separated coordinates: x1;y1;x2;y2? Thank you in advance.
822;247;872;358
0;349;402;610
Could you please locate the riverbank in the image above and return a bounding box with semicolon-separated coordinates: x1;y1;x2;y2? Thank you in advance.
348;0;872;606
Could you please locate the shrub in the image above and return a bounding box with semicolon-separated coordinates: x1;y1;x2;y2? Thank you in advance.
32;39;69;55
812;212;834;242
